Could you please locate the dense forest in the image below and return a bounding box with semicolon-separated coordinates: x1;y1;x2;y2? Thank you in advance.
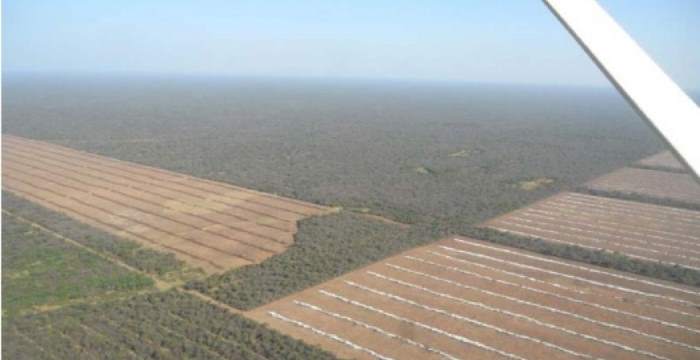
188;210;700;311
2;291;337;360
186;212;440;309
6;77;694;358
3;77;663;226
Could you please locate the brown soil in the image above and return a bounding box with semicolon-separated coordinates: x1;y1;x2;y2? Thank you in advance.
637;151;687;172
586;167;700;205
2;135;331;273
246;238;700;360
483;192;700;270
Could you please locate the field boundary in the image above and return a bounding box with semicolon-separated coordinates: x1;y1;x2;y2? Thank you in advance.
2;209;170;316
5;134;330;212
352;211;411;229
576;187;700;212
3;209;173;290
241;241;442;313
246;237;700;360
473;154;700;286
631;163;689;174
178;289;242;315
463;226;700;287
3;135;332;273
583;167;700;207
3;208;253;318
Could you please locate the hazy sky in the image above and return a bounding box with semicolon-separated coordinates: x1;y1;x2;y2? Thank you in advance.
3;1;699;89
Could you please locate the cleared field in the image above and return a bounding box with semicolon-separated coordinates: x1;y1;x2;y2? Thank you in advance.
187;212;432;310
585;167;700;206
637;151;687;172
482;192;700;270
4;76;665;227
247;237;700;360
2;135;331;273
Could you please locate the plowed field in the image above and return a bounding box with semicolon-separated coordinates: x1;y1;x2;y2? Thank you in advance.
637;151;687;172
586;167;700;205
247;237;700;360
2;135;331;273
482;192;700;270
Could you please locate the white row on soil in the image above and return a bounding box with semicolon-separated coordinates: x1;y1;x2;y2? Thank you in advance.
247;237;700;360
585;168;700;206
483;192;700;270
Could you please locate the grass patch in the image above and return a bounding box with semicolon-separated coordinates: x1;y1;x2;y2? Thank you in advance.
631;164;688;174
3;191;199;281
413;166;435;175
2;215;154;317
517;177;554;191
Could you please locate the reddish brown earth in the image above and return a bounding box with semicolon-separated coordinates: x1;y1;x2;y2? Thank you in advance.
246;237;700;360
586;167;700;205
482;192;700;270
637;151;687;172
2;135;332;273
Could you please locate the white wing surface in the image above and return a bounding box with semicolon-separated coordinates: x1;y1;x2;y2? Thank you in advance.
543;0;700;179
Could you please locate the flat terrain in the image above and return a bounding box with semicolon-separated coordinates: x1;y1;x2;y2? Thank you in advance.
2;213;153;317
248;237;700;360
2;76;664;226
2;291;337;360
4;77;690;359
482;192;700;270
187;212;435;310
3;191;193;282
636;151;687;172
3;135;331;273
586;167;700;206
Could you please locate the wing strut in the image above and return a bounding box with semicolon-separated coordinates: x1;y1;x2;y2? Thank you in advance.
543;0;700;180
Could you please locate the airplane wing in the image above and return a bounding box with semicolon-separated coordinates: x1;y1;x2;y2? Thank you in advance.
543;0;700;180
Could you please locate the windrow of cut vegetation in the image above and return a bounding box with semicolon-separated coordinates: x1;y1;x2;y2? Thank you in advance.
459;227;700;287
584;167;700;207
248;237;700;360
577;187;700;212
5;78;698;359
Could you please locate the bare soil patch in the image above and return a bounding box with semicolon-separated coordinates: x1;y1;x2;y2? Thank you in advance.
482;192;700;270
246;237;700;360
2;135;332;273
585;167;700;206
637;151;687;172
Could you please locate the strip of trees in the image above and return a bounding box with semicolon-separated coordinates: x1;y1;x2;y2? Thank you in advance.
3;291;337;360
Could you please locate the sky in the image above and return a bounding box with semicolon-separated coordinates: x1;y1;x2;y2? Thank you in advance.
3;0;699;90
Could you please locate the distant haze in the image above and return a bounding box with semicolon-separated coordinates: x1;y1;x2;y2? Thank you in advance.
3;1;699;91
1;75;667;224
